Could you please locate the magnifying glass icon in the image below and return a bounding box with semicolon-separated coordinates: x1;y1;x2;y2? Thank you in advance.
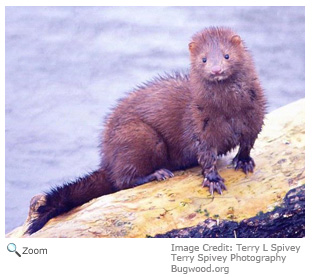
7;243;21;257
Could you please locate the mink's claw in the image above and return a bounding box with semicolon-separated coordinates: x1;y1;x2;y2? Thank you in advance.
153;168;174;181
233;156;255;174
202;172;226;195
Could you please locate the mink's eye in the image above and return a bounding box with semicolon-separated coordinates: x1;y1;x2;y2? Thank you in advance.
202;57;207;63
224;54;230;59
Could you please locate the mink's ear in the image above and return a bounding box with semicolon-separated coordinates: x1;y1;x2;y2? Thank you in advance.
231;35;242;45
188;42;196;53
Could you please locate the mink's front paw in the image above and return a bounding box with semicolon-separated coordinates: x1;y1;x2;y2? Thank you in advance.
233;156;255;174
202;170;227;195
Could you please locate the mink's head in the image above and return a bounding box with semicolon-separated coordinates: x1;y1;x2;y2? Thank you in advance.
189;27;248;82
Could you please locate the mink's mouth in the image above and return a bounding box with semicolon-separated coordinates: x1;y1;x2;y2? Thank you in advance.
207;73;228;82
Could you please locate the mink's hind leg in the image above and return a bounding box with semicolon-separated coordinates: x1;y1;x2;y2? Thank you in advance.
233;146;255;174
103;120;173;191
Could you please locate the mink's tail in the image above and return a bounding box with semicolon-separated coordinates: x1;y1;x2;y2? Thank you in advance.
26;169;115;235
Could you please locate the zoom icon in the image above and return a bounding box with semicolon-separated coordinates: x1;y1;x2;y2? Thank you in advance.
7;243;21;257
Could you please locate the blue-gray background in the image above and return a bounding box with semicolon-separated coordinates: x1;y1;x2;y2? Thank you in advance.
5;6;305;233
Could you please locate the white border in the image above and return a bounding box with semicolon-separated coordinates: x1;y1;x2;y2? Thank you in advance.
2;1;310;277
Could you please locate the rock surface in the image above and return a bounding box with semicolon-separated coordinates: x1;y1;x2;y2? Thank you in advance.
6;99;305;238
154;185;305;238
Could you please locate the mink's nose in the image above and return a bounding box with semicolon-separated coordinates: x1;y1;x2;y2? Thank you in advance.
211;66;222;74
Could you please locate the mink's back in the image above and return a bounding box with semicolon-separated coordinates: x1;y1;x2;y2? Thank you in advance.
101;73;197;170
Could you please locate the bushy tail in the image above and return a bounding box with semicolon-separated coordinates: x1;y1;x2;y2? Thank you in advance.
26;169;115;234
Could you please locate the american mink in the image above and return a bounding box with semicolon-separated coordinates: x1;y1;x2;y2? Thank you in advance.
26;27;266;234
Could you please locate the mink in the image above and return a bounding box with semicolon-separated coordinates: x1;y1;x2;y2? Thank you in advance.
26;27;266;234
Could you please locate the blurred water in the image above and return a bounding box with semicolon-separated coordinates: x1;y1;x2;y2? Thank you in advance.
5;6;305;233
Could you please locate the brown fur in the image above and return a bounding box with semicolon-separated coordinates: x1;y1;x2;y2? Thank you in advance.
27;27;266;234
